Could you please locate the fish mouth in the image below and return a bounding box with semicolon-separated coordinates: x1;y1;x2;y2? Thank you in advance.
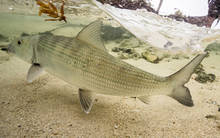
0;43;10;51
1;47;8;52
0;46;9;53
0;42;10;53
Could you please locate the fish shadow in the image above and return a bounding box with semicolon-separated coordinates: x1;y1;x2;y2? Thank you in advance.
29;84;143;121
5;75;149;123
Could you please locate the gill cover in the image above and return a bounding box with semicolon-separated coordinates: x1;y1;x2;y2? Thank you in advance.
9;33;39;64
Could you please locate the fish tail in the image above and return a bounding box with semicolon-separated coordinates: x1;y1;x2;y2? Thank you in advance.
167;52;208;106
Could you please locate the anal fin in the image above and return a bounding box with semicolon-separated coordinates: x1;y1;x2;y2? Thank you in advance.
27;63;43;83
78;88;95;114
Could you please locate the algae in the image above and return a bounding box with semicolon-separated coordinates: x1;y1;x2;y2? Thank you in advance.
194;64;216;83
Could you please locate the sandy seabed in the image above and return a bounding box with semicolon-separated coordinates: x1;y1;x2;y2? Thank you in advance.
1;51;220;138
0;13;220;137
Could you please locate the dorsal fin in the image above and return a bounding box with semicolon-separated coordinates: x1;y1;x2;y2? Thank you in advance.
76;20;106;51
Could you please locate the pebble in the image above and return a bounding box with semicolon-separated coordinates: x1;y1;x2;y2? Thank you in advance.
112;47;134;54
52;132;59;135
205;115;214;119
164;41;173;48
114;124;119;129
142;52;159;63
195;72;216;83
112;47;140;59
194;64;216;83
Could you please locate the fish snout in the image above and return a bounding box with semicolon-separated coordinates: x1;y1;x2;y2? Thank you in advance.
6;44;14;54
1;47;8;52
0;43;10;53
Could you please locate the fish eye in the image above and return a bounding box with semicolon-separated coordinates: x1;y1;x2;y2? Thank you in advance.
17;40;22;45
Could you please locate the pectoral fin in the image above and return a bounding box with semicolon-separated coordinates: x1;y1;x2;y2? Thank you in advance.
27;64;43;83
78;88;95;114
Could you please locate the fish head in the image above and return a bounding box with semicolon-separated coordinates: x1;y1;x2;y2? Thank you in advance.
8;33;38;63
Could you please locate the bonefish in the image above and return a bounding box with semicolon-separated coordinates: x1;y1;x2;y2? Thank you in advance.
8;20;207;114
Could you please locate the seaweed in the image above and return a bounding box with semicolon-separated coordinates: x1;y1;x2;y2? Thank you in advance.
194;64;216;83
36;0;67;22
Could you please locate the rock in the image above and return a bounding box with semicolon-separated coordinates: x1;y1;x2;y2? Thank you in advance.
122;48;135;54
52;132;59;135
112;47;133;53
164;41;173;48
112;47;121;52
195;72;209;83
123;48;132;53
142;52;159;63
194;64;205;74
141;47;172;63
205;115;217;119
118;52;140;60
114;124;119;129
131;53;141;59
194;64;216;83
195;72;216;83
112;47;141;60
207;73;216;82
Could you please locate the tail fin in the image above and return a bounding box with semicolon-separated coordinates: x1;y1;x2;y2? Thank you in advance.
167;52;208;106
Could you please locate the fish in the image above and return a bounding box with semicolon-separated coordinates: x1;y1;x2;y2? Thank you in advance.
8;20;208;114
